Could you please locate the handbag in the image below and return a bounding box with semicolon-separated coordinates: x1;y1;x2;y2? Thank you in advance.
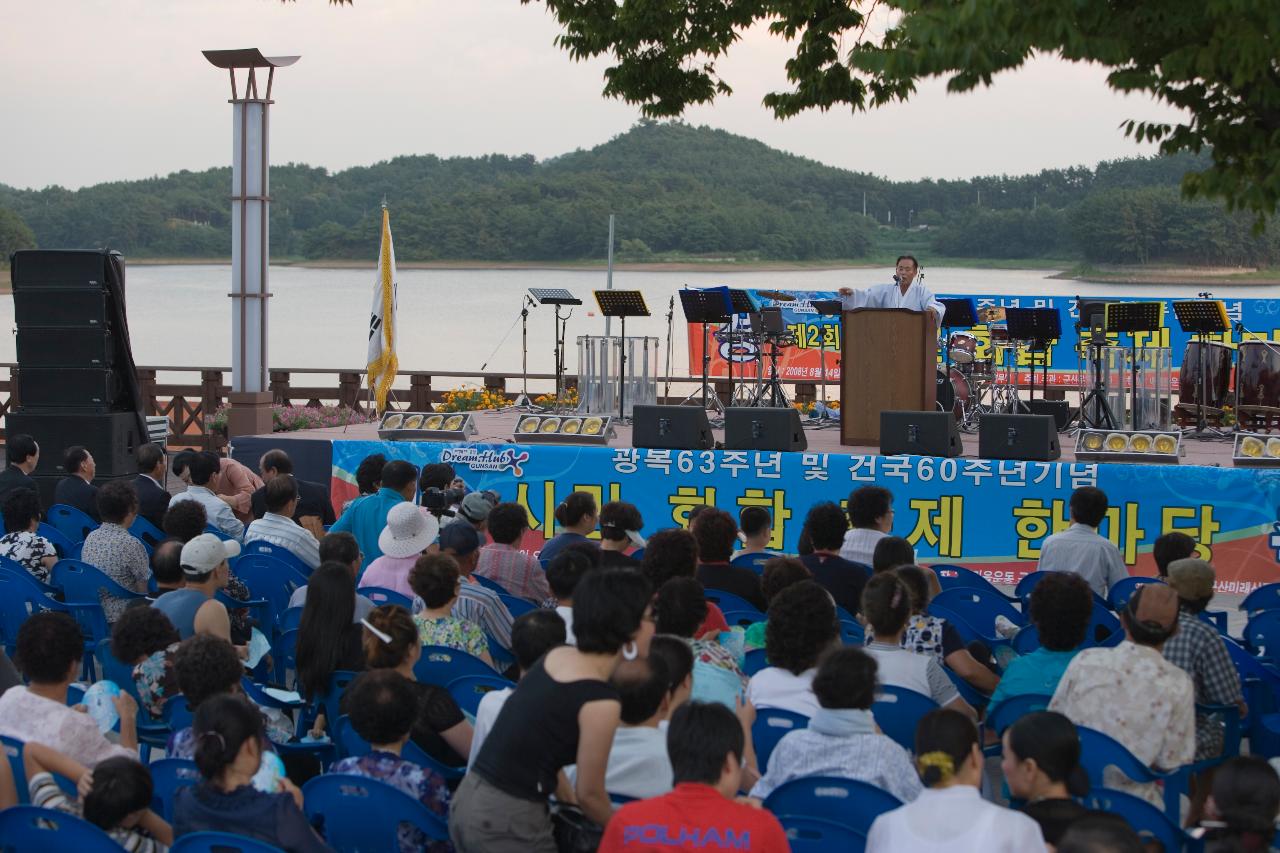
551;803;603;853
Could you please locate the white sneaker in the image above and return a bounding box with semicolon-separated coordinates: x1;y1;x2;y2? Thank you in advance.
994;615;1019;639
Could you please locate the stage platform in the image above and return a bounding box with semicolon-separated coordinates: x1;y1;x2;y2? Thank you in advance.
229;409;1280;594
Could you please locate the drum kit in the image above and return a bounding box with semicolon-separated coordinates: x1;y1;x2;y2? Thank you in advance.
1177;337;1280;434
937;305;1032;430
713;296;800;409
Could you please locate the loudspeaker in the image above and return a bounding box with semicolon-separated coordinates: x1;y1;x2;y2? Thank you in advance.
30;473;135;518
880;411;961;458
10;249;114;288
1028;399;1071;431
17;328;116;369
17;368;128;411
979;414;1061;461
724;407;807;452
6;411;146;477
13;288;110;328
632;405;714;450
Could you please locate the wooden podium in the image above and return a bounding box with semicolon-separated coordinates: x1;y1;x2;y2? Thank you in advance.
841;308;938;445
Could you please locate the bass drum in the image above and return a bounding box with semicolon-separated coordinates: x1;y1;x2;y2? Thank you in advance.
1178;340;1232;410
936;368;970;419
1237;341;1280;411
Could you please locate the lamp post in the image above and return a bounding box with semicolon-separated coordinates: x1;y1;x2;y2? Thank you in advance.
202;48;299;438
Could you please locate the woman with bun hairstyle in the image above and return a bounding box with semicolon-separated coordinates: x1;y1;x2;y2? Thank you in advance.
537;491;598;564
1002;711;1090;846
866;708;1044;852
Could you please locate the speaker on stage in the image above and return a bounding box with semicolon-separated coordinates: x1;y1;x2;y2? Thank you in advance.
979;413;1061;461
6;411;147;478
632;405;714;450
880;411;961;458
724;407;807;452
1029;399;1071;431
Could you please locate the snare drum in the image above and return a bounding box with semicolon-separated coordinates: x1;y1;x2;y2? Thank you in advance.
1178;341;1232;410
947;333;979;365
989;325;1010;345
1238;341;1280;411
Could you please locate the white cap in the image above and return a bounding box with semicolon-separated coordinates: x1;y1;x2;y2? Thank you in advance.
180;533;241;576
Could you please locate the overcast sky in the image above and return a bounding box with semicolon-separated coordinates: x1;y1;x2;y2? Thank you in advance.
0;0;1187;191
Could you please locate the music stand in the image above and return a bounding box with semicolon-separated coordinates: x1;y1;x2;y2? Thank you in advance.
1105;301;1163;430
679;288;732;414
1073;297;1113;430
1173;299;1230;438
724;289;756;404
813;299;843;422
1005;307;1061;403
530;288;582;410
596;290;650;422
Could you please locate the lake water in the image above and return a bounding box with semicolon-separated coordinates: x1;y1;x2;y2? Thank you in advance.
2;264;1271;388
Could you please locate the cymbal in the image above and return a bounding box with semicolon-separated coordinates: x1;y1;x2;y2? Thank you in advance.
758;290;795;302
980;306;1007;323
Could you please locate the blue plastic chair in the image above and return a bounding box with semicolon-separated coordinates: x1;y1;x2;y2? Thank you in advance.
1107;576;1160;611
931;587;1025;644
872;686;939;752
1192;702;1243;774
1199;610;1231;636
840;618;865;646
720;609;762;629
241;540;313;578
1076;725;1188;821
778;814;867;853
445;673;515;718
752;708;809;774
203;524;234;541
484;629;516;671
1244;610;1280;662
358;586;412;608
233;554;307;629
280;606;304;633
2;734;27;804
731;552;776;574
1011;624;1041;655
414;645;498;686
704;588;763;618
629;548;645;562
743;648;769;677
496;592;537;617
38;522;81;559
0;567;105;678
170;832;286;852
93;638;143;703
0;805;124;849
472;573;511;595
46;503;99;545
1013;570;1050;604
1242;582;1280;614
333;715;463;782
983;694;1052;755
1088;599;1122;644
932;564;1018;601
128;515;167;550
53;559;147;610
765;776;902;840
148;758;200;821
303;773;450;848
273;629;298;686
314;670;362;739
1081;788;1189;852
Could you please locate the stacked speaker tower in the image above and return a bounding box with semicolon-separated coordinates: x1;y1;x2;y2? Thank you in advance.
8;250;149;509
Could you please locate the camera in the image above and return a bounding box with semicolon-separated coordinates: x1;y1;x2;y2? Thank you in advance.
421;486;465;517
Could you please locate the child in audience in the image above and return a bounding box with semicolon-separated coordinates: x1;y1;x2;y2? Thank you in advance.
866;708;1045;852
1001;711;1089;846
329;670;452;853
24;741;173;851
746;581;839;718
732;505;775;573
742;557;811;651
409;553;493;665
173;694;331;852
110;604;181;719
545;549;594;645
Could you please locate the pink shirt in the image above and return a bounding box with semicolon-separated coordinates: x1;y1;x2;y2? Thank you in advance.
357;553;419;599
216;457;264;524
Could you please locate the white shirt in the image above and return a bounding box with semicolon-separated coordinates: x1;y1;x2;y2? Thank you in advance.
171;485;244;541
839;528;886;567
840;280;946;327
555;605;576;645
750;727;923;803
0;686;136;768
865;642;960;707
1036;523;1129;598
868;786;1045;852
467;686;513;769
566;725;674;800
746;667;820;718
245;512;322;570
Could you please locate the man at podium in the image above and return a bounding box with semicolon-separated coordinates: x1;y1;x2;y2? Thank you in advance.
837;255;945;328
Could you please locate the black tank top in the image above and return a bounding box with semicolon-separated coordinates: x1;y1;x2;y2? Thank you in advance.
472;660;619;802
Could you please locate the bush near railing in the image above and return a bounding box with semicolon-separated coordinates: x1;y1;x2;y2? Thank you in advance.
206;404;377;435
438;387;509;412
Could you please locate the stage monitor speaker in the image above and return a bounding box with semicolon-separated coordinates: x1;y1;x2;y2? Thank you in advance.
724;407;807;452
1028;399;1071;431
17;368;128;411
30;473;134;518
632;405;714;450
6;411;146;477
17;328;116;369
880;411;961;458
979;413;1061;461
13;288;110;329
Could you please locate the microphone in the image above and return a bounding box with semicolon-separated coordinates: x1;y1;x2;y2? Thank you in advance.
893;274;900;283
1199;291;1213;299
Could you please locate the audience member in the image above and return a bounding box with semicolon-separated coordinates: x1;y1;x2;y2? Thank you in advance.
476;502;551;601
23;741;173;850
440;522;516;650
147;537;186;599
355;605;474;767
1198;755;1280;853
693;507;766;611
244;474;322;570
349;453;387;510
732;505;776;573
866;708;1045;852
409;553;493;665
330;458;418;570
657;577;747;707
170;450;245;540
599;701;786;853
417;463;458;509
547;549;594;644
297;561;368;704
538;491;599;564
1050;583;1195;807
640;527;735;641
1002;711;1090;846
111;604;181;718
1037;486;1128;597
1055;812;1144;853
0;488;57;582
892;565;999;694
0;433;39;506
54;444;100;521
467;609;566;768
743;556;811;651
80;479;151;622
0;611;138;765
989;571;1092;709
840;485;894;566
446;491;495;533
798;501;867;616
452;568;654;849
358;501;440;598
163;498;209;543
330;670;452;853
647;634;695;718
598;500;644;569
134;442;171;529
862;572;975;718
173;694;330;852
872;535;917;573
747;580;839;718
752;646;922;803
153;533;242;644
291;531;376;620
210;451;264;525
251;449;336;527
1163;557;1246;762
1154;531;1197;578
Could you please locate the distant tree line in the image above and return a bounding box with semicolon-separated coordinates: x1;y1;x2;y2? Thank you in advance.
1;121;1276;266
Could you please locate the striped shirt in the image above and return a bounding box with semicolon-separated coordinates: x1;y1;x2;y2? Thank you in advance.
244;512;321;570
475;543;551;602
31;772;168;852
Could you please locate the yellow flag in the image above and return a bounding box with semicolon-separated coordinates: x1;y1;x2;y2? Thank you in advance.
366;206;398;413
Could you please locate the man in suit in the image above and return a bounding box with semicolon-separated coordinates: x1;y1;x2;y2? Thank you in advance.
250;448;337;529
133;442;170;531
53;446;99;522
0;434;39;508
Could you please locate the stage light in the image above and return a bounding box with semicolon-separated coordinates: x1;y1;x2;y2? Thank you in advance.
378;411;477;441
1233;432;1280;467
1075;430;1181;464
513;414;616;445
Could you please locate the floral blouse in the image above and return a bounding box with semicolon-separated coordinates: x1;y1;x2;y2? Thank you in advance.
414;614;489;661
329;751;452;853
0;530;57;582
691;638;749;689
133;643;180;719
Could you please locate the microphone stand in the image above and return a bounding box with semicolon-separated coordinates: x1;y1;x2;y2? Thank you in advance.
663;295;675;403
